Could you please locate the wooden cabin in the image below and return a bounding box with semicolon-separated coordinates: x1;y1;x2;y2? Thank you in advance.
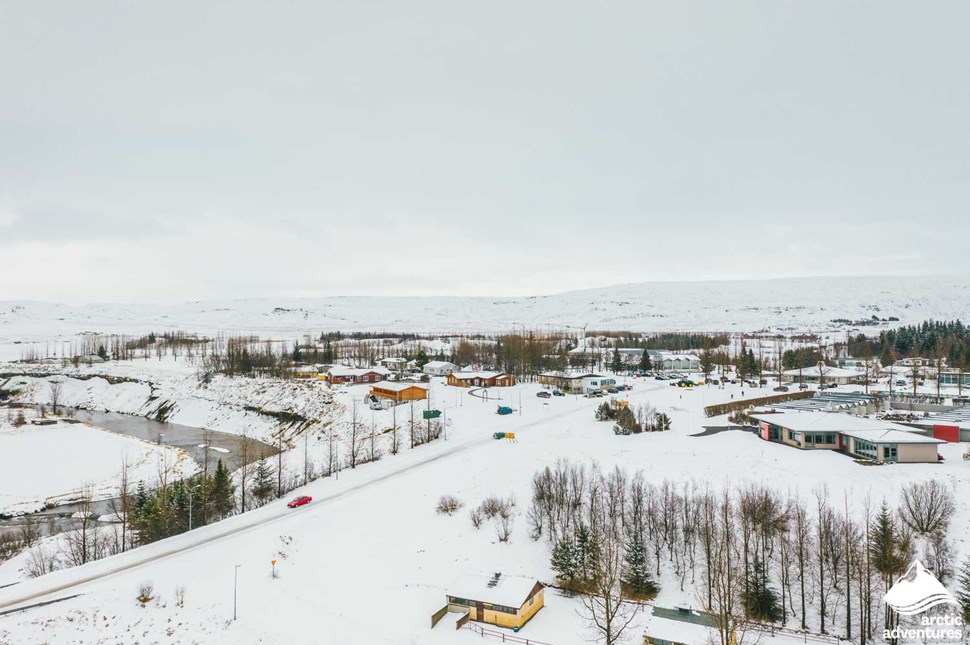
369;381;429;403
444;573;543;630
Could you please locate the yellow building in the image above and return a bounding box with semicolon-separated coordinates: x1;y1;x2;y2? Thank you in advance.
445;573;544;630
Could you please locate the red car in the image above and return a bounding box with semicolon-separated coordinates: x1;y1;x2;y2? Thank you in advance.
287;495;312;508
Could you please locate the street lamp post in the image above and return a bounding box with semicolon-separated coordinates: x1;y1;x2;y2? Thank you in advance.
233;564;241;621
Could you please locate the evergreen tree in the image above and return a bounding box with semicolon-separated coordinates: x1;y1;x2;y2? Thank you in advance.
574;524;601;586
250;458;275;505
611;348;622;373
869;501;913;590
292;341;303;363
743;558;783;621
210;459;235;517
955;556;970;622
621;530;658;598
322;339;335;363
700;349;715;379
97;344;108;361
639;350;652;372
134;480;149;513
551;536;579;589
654;412;672;431
415;349;429;368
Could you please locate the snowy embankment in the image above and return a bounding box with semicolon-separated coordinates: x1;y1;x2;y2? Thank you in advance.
0;362;342;447
0;412;195;515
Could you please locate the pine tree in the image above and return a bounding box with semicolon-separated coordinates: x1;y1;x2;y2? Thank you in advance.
611;348;622;373
210;459;235;517
551;536;579;589
955;556;970;622
415;349;429;368
574;524;601;586
134;480;148;513
744;558;783;621
621;531;658;599
250;458;275;505
639;350;652;372
292;341;303;362
97;344;108;361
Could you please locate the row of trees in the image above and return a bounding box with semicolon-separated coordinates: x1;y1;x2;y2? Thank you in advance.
528;460;965;645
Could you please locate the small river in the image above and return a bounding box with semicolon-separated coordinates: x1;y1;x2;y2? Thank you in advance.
0;405;277;538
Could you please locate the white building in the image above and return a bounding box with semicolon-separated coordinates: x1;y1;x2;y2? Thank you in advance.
423;360;458;377
782;365;863;385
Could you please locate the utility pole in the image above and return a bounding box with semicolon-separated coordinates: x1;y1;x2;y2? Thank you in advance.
233;564;241;621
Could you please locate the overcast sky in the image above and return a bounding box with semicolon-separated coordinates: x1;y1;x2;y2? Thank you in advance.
1;1;968;303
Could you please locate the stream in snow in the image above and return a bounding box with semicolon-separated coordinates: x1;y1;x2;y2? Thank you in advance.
0;406;277;537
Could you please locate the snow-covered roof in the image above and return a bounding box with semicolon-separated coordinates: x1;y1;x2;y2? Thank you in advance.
423;361;456;369
838;428;944;445
750;411;935;438
539;371;604;380
450;371;503;380
447;573;540;608
782;366;863;378
327;366;388;377
370;381;428;392
644;615;716;644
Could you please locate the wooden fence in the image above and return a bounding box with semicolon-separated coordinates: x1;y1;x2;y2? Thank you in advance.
704;391;814;417
465;623;555;645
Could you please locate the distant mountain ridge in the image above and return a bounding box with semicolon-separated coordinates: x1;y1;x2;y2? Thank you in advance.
1;275;968;341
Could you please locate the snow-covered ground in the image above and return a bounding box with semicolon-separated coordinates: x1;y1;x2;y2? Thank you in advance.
1;276;968;356
1;374;967;644
0;410;196;515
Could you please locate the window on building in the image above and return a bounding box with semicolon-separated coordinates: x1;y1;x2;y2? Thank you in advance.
885;445;898;462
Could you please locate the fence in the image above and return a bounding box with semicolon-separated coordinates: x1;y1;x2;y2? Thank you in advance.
704;391;814;418
464;623;555;645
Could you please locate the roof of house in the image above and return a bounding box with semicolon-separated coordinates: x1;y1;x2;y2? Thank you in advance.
750;411;939;440
447;573;540;609
370;381;428;392
782;366;863;378
450;371;505;380
838;428;944;445
423;361;457;369
327;366;389;377
539;371;605;380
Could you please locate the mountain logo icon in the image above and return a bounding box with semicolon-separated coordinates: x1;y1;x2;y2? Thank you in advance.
884;560;960;616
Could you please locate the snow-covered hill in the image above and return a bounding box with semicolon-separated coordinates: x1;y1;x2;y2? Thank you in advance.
1;275;967;341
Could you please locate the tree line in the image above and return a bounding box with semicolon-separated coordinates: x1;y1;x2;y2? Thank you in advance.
527;460;966;645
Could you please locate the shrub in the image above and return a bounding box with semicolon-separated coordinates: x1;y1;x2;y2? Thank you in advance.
436;495;464;516
137;581;154;606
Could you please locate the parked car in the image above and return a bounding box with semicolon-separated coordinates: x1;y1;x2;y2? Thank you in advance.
606;388;619;394
824;383;838;389
536;391;552;398
895;379;907;387
654;375;666;381
287;495;312;508
773;386;789;392
798;383;809;390
552;390;565;396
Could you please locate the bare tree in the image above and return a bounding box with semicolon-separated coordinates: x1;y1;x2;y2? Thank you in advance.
48;379;63;414
899;480;955;535
580;528;642;645
238;431;252;512
349;399;362;468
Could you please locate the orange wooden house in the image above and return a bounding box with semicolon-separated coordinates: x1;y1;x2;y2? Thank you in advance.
446;372;516;388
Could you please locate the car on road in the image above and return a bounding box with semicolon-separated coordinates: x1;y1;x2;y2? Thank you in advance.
773;386;789;392
552;390;565;396
536;391;552;398
287;495;312;508
798;383;809;390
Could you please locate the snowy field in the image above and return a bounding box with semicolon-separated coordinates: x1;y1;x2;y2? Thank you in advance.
1;276;969;356
1;375;967;644
0;412;196;515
